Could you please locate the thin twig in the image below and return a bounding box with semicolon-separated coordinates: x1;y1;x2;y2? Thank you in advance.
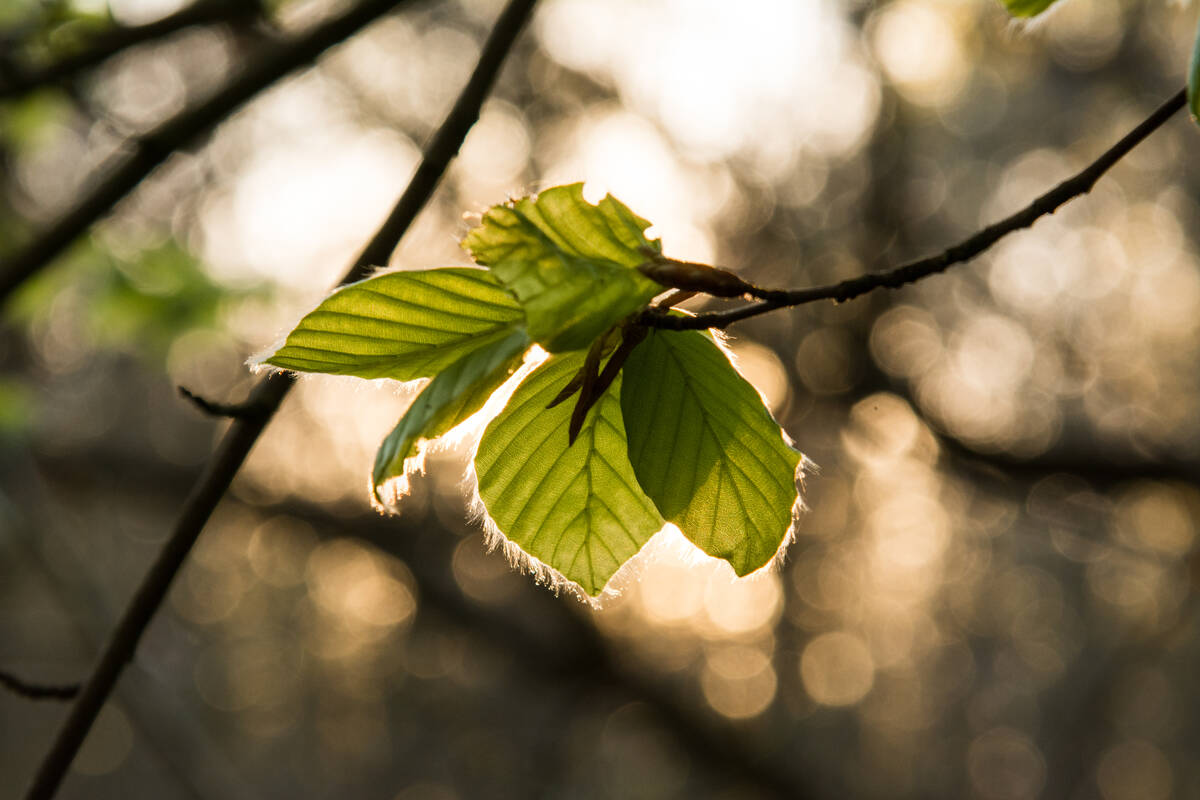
0;0;262;99
22;2;539;798
0;668;80;701
586;323;647;408
0;0;424;308
177;386;267;421
641;88;1187;331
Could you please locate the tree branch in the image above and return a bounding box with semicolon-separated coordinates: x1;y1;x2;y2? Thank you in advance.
0;668;80;701
0;0;423;309
641;88;1187;331
177;386;269;421
0;0;263;99
26;437;821;798
22;1;539;797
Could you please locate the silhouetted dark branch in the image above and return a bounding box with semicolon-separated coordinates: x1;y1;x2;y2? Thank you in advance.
26;431;820;799
0;0;263;99
641;88;1187;331
0;0;422;309
0;668;80;701
866;370;1200;489
177;386;269;421
7;472;263;799
23;2;538;797
27;433;821;799
942;435;1200;490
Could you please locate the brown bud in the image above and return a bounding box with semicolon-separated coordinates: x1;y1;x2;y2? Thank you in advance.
637;257;755;298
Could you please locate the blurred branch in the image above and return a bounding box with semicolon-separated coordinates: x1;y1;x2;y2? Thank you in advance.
0;0;423;310
942;436;1200;489
178;385;269;421
23;1;540;797
0;668;80;701
641;88;1187;331
0;0;263;99
26;441;824;799
841;347;1200;494
866;364;1200;490
6;468;284;799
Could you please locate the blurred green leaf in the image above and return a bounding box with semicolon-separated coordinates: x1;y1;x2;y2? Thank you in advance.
1000;0;1059;15
0;1;111;59
0;377;34;437
621;330;801;576
474;350;663;595
0;0;51;28
1190;15;1200;124
8;237;242;361
462;183;663;353
264;268;524;381
0;89;73;151
98;242;232;351
373;328;528;502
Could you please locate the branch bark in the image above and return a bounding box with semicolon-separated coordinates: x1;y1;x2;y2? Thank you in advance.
177;386;270;420
21;0;540;797
641;88;1187;331
0;668;80;701
0;0;422;308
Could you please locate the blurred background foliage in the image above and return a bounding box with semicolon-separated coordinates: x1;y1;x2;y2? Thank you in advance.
2;0;1200;798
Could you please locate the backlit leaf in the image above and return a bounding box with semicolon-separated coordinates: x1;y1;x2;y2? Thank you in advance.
474;351;664;595
263;268;523;381
373;329;529;503
620;330;802;576
462;183;664;353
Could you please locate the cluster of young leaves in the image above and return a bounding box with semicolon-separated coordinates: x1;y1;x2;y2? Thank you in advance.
998;0;1200;122
261;184;803;596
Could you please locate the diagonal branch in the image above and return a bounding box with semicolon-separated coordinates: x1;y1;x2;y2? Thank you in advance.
641;88;1187;331
0;0;263;99
21;1;540;797
28;438;822;798
0;0;423;309
0;668;80;701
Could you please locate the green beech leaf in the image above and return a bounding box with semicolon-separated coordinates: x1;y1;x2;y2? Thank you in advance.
263;268;524;381
620;330;802;576
373;328;529;504
474;351;664;595
462;183;664;353
1190;15;1200;124
1000;0;1058;15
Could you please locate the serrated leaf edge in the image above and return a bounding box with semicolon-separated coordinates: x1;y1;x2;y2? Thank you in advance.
625;327;815;576
462;349;662;604
373;345;542;513
463;337;816;603
464;458;670;607
249;266;522;382
713;327;816;576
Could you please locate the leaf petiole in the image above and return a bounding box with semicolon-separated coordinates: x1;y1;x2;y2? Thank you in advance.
567;321;649;444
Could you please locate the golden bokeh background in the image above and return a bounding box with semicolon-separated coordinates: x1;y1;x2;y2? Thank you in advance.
2;0;1199;798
